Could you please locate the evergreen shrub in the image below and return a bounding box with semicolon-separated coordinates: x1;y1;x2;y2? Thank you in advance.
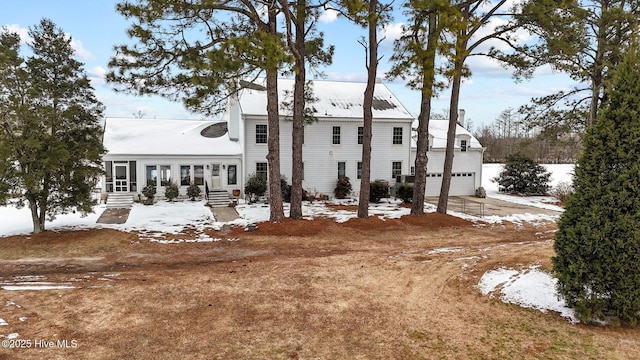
369;180;389;202
186;182;201;201
334;176;352;199
164;182;179;202
244;173;267;203
141;184;156;205
553;45;640;325
493;153;551;194
397;183;413;203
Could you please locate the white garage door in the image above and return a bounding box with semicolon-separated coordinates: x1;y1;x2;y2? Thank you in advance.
425;172;476;196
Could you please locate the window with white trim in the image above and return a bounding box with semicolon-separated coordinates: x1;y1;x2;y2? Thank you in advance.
393;127;403;144
256;162;268;179
256;124;267;144
392;161;402;178
338;161;346;178
332;126;341;145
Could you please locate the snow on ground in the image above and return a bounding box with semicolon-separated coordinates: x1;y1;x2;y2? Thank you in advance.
0;164;579;323
230;197;418;227
0;201;218;241
478;266;578;323
482;163;574;212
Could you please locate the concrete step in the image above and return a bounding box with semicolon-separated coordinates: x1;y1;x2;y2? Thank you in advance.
106;193;134;209
207;190;231;207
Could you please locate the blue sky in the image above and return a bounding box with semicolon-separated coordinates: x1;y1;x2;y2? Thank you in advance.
1;0;579;130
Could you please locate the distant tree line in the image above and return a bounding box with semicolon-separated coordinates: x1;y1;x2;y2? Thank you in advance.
474;108;583;164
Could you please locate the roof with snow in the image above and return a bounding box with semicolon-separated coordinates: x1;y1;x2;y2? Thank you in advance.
238;78;414;120
103;118;241;156
412;119;483;149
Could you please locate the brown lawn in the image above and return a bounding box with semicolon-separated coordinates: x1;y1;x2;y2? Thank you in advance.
0;214;638;359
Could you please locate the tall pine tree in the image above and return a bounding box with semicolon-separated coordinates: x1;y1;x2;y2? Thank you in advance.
0;19;105;234
553;43;640;325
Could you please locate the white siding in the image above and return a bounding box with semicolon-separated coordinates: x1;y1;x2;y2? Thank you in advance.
243;117;412;196
103;154;242;196
410;149;484;196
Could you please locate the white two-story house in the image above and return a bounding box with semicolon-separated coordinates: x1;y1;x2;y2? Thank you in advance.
100;78;483;203
231;78;414;197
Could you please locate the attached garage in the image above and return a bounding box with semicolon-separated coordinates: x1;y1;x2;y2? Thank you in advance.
425;172;476;197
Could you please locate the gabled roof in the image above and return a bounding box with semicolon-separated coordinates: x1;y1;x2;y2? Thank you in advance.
412;119;483;149
238;78;414;120
103;118;241;156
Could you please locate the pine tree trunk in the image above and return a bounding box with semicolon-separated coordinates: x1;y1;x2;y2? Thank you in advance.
265;10;284;222
289;0;306;220
29;200;44;234
357;0;378;219
410;12;439;215
437;25;467;214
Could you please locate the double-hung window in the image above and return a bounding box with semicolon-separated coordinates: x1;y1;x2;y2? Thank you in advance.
392;161;402;178
338;162;346;178
393;127;403;145
256;124;267;144
256;162;268;179
332;126;341;145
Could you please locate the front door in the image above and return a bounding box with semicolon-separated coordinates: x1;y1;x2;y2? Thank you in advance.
211;163;221;189
114;163;129;192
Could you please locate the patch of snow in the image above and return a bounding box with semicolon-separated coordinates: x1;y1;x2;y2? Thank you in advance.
5;301;20;308
0;204;105;237
482;163;574;212
483;213;560;225
428;247;464;255
1;282;77;291
478;266;578;323
19;317;27;322
0;319;7;326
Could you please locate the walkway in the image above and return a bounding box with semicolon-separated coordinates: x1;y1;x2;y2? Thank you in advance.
96;208;131;224
425;196;563;218
210;206;240;222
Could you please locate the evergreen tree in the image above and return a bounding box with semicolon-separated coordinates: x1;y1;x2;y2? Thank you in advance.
493;152;551;194
553;44;640;325
0;19;105;234
109;0;293;222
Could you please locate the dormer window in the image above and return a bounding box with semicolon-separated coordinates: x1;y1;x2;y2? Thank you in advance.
461;139;468;152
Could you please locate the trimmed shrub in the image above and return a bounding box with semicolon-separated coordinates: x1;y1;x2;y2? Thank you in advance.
164;182;179;202
334;176;352;199
244;173;267;203
141;184;156;205
186;182;201;201
493;152;551;194
396;183;413;203
369;179;389;202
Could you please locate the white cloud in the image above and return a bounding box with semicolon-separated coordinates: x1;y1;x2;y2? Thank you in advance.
324;72;368;82
381;22;404;43
1;24;31;44
2;24;92;60
69;37;92;60
88;65;107;86
319;8;339;24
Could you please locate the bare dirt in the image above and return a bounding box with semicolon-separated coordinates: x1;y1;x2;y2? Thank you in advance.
0;214;638;359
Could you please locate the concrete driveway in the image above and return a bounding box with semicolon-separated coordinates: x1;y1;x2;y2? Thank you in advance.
425;196;563;218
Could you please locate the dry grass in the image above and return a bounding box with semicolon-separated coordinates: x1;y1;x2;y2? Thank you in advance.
0;214;638;359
